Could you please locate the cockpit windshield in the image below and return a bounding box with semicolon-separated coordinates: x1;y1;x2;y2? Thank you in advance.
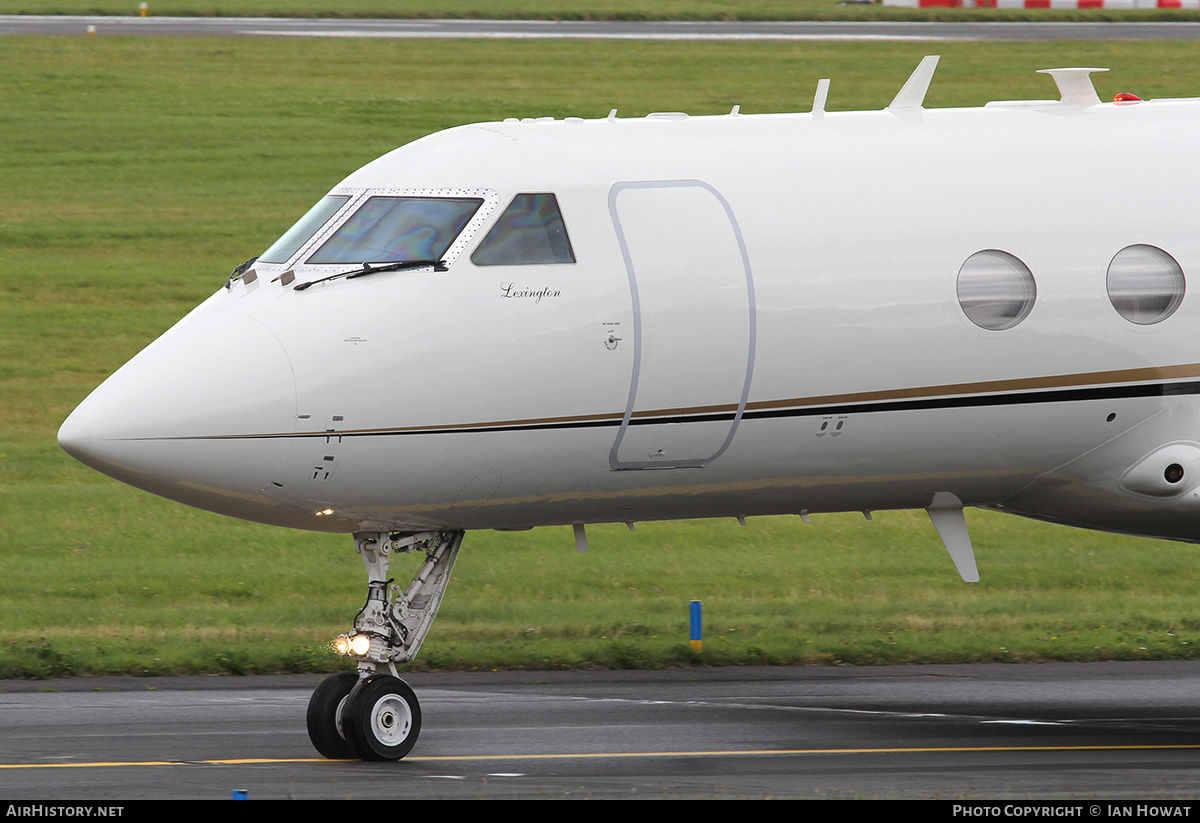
471;194;575;266
259;195;350;264
306;197;483;265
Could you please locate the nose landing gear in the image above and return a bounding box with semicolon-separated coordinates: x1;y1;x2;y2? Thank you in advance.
306;530;463;761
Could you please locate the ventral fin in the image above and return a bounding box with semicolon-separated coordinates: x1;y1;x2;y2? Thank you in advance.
926;491;979;583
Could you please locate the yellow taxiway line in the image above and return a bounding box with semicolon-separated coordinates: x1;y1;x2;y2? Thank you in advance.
5;743;1200;769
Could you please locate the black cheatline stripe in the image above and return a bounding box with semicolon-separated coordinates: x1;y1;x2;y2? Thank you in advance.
155;377;1196;442
310;377;1200;440
742;378;1200;421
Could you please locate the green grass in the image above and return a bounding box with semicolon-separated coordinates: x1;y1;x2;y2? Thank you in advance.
4;35;1200;678
3;0;1200;23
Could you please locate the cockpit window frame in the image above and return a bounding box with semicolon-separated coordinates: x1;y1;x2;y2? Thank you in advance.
306;195;483;267
258;194;355;266
471;192;577;267
260;187;500;271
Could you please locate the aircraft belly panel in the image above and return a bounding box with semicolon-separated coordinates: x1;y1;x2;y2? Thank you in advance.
269;390;1160;533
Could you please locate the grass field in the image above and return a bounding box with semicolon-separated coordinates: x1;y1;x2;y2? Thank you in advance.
3;0;1200;23
4;35;1200;678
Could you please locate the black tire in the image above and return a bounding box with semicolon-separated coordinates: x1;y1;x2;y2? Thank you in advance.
306;672;359;759
342;674;422;761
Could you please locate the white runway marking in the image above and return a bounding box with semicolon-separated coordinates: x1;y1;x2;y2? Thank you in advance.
242;29;955;41
6;16;1200;42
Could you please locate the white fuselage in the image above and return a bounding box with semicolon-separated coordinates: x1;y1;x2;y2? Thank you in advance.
58;90;1200;542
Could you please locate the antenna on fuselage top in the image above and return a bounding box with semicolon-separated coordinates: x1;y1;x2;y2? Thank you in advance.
888;55;940;111
812;78;830;120
1037;67;1107;105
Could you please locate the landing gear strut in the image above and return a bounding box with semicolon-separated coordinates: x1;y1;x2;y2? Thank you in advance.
306;530;463;760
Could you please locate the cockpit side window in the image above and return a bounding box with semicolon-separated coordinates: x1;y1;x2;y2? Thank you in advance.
259;195;350;264
307;197;483;265
471;193;575;266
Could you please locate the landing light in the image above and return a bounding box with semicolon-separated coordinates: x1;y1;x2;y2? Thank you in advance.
334;633;373;656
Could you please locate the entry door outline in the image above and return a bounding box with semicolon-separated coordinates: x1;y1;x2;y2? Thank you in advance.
607;179;757;470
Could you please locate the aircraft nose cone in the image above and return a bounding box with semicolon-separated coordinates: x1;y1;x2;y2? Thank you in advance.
59;309;298;517
57;406;93;463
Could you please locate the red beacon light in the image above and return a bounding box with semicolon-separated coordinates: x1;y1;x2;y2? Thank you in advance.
1113;92;1143;104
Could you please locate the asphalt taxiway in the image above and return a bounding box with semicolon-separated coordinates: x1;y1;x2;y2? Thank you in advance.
3;662;1200;799
2;16;1200;41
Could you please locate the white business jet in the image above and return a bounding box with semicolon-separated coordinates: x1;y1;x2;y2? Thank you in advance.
57;56;1200;760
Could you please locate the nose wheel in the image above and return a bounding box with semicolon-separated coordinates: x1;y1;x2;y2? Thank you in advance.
343;674;422;760
307;672;422;761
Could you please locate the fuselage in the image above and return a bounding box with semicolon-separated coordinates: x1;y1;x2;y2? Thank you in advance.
58;83;1200;542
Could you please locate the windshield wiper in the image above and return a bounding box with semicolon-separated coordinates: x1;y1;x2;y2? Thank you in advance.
224;256;259;290
293;259;447;292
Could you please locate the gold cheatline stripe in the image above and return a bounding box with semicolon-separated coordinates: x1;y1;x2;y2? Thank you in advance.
308;362;1200;435
5;743;1200;768
153;362;1200;441
746;362;1200;413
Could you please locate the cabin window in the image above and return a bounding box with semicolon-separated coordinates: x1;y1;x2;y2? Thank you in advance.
1106;244;1185;325
307;196;483;265
956;250;1037;331
259;195;350;263
471;193;575;266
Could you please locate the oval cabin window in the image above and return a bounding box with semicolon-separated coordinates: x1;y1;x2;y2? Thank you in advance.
1106;244;1185;325
956;250;1037;331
